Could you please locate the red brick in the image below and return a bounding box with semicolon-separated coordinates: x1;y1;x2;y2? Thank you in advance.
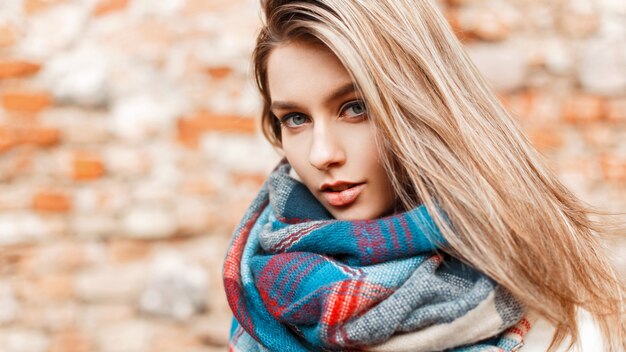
607;98;626;122
0;245;36;276
108;239;151;264
504;90;536;121
0;25;17;48
444;9;476;43
206;66;233;80
581;124;613;149
1;123;60;154
562;94;605;123
2;147;36;180
232;172;267;189
0;60;41;79
2;125;62;147
527;127;564;152
181;177;217;196
24;0;69;14
36;274;74;300
93;0;129;16
25;126;61;147
33;191;72;213
50;329;94;352
177;112;256;148
563;94;606;123
496;92;510;110
0;125;18;152
2;91;53;113
599;154;626;183
72;151;105;181
558;12;600;39
29;242;90;274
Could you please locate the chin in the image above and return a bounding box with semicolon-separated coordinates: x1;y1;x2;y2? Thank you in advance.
330;205;382;221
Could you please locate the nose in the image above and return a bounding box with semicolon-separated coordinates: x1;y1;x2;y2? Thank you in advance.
308;121;346;171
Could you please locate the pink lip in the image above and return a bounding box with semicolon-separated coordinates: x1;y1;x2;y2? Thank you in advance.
321;183;366;207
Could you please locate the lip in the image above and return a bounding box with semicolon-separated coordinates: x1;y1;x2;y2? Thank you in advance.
321;183;366;207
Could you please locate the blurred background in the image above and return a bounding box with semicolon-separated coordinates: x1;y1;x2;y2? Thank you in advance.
0;0;624;351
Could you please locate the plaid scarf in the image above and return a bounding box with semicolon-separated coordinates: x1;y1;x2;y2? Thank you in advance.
223;158;530;351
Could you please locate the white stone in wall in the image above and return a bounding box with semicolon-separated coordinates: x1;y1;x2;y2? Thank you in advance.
133;181;178;204
163;41;190;80
526;3;555;30
111;92;186;142
175;197;214;235
578;37;626;95
103;145;153;179
564;0;598;16
25;301;78;332
189;14;258;67
0;329;50;352
598;0;626;14
200;133;282;174
38;43;112;107
0;186;32;210
543;38;574;74
0;212;49;246
207;80;261;119
72;214;118;239
73;185;130;214
97;320;153;352
128;0;185;18
133;147;181;201
598;12;626;40
17;4;88;59
74;187;102;214
466;38;530;91
0;283;19;324
75;264;146;303
172;236;231;267
202;85;241;114
232;81;263;117
122;205;178;239
147;156;182;188
139;250;208;321
0;0;21;19
41;108;112;144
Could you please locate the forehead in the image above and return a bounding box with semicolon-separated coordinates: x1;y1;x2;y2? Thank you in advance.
266;41;352;102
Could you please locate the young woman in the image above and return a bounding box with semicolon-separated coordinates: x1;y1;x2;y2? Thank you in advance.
223;0;625;351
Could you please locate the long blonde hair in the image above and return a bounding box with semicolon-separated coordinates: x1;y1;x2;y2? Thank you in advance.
252;0;625;350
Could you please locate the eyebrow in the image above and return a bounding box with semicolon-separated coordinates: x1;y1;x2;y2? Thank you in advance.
270;82;356;111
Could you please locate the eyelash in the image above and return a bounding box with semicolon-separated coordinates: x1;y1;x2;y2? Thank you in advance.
276;100;367;129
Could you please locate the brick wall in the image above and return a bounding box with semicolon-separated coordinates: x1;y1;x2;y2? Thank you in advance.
0;0;624;351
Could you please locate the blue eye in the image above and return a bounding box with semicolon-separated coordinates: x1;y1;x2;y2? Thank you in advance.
340;101;367;119
280;113;309;128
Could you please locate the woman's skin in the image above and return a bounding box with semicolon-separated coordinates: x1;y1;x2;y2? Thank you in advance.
266;40;397;220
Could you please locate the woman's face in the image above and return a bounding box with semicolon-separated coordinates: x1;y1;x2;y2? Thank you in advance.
266;40;396;220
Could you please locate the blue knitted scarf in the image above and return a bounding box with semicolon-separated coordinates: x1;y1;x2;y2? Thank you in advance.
223;158;530;351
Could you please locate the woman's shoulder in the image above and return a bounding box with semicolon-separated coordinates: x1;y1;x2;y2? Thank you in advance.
520;309;604;352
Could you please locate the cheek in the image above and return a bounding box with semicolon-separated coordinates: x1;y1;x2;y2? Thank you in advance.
282;139;311;181
356;132;384;172
360;136;395;203
282;135;301;160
